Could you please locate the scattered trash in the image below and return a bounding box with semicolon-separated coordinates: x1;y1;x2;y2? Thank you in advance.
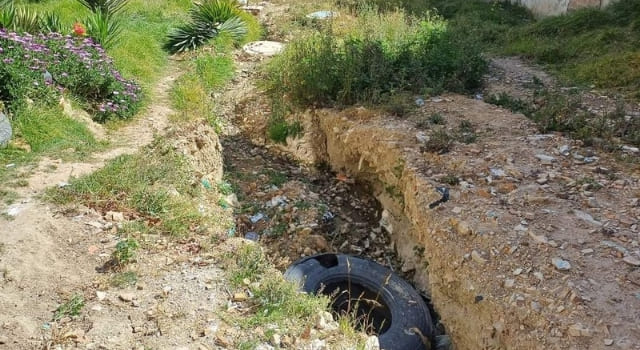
559;145;571;156
583;156;598;164
431;97;443;103
535;154;555;164
250;212;266;224
266;195;287;208
434;335;453;350
5;163;15;168
43;70;53;85
489;167;506;178
474;93;483;100
227;226;237;237
621;145;639;154
415;98;425;107
429;187;450;209
574;209;602;226
416;132;429;144
306;10;338;19
321;210;335;222
551;257;571;271
58;182;70;188
244;232;260;241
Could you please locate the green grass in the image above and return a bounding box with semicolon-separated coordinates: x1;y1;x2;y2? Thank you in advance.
196;54;234;90
224;244;359;345
373;0;640;98
110;271;138;288
170;72;212;122
45;138;214;236
0;105;105;183
416;0;640;98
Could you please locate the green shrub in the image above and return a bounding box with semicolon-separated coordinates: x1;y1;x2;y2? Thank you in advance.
265;13;486;108
113;238;139;265
84;9;123;49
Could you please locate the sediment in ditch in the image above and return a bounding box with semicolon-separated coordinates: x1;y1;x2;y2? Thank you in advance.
265;107;541;350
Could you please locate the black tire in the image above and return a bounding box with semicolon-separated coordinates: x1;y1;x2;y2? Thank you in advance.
284;254;434;350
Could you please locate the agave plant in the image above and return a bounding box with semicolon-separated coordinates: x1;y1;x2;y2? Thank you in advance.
165;0;248;54
84;10;122;49
76;0;128;18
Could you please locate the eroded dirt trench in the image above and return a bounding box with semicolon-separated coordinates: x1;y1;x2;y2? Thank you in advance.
222;136;394;270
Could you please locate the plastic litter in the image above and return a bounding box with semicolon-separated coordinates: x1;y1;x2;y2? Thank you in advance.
321;210;335;222
306;10;338;19
201;178;212;190
429;187;450;209
415;98;425;107
250;212;266;224
244;232;260;241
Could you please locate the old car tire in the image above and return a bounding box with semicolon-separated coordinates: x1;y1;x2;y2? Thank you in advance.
284;253;434;350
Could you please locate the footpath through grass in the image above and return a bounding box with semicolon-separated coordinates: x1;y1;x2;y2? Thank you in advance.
417;0;640;98
0;0;193;189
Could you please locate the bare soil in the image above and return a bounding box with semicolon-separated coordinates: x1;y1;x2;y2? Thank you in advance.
2;1;640;350
222;8;640;348
0;65;236;349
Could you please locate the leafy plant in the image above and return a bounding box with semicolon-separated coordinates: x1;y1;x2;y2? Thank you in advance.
265;11;486;109
53;295;85;320
41;11;64;33
165;0;248;54
76;0;128;18
0;3;16;30
112;238;139;265
84;9;122;49
0;29;142;121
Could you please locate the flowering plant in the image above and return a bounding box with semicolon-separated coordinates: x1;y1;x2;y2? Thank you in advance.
73;22;87;36
0;29;141;122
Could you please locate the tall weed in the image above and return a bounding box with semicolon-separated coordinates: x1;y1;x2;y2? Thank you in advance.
265;10;486;109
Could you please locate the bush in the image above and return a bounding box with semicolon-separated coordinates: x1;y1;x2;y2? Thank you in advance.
0;29;141;122
265;12;486;108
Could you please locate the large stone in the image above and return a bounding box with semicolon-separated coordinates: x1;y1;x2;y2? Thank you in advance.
0;112;12;147
243;41;285;57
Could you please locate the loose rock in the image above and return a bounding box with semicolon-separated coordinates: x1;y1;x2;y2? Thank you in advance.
622;256;640;267
364;336;380;350
119;293;135;302
567;323;591;337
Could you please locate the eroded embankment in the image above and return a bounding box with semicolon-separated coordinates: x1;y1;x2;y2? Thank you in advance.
261;96;640;350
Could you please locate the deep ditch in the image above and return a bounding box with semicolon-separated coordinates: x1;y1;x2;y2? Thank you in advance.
221;135;449;348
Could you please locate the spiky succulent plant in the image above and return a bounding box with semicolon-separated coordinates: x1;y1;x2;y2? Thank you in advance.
165;0;248;54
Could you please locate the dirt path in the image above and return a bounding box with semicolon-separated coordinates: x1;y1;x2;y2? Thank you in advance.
5;66;179;200
0;63;230;349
